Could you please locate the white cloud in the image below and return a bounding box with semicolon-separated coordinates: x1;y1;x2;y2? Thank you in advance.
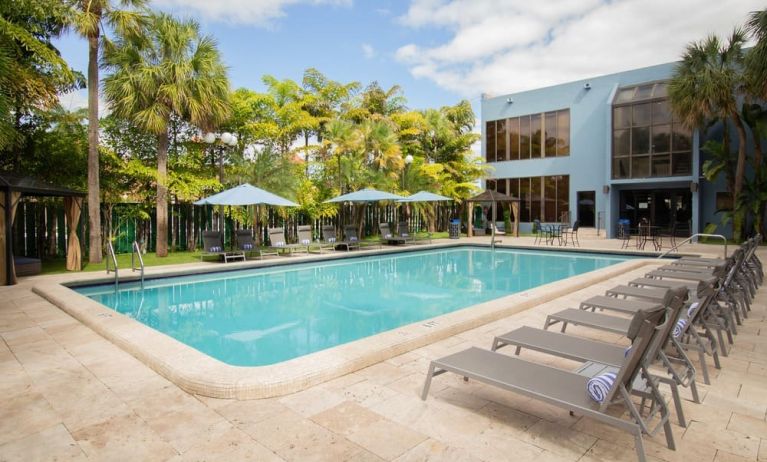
151;0;351;25
396;0;764;97
58;89;110;116
361;43;376;59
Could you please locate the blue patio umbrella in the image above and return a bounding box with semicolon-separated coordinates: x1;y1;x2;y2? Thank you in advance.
194;183;298;207
398;191;453;202
324;188;404;203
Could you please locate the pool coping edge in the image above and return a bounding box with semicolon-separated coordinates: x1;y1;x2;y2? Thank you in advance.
33;256;661;400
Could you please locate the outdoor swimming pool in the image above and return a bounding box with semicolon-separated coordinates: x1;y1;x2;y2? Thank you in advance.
75;246;636;366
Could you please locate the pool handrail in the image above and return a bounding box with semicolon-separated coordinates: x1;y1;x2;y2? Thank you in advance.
657;233;727;259
131;240;144;288
105;241;118;291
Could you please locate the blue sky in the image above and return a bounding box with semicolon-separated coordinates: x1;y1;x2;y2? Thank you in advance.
55;0;765;116
55;1;463;111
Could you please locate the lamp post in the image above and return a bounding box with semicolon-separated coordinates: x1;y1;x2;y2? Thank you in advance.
203;132;238;234
401;155;414;224
402;154;413;189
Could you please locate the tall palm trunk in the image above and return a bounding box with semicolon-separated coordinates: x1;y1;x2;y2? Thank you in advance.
732;114;748;242
156;131;169;257
87;32;102;263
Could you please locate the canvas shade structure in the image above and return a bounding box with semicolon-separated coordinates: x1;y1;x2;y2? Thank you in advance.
194;183;298;207
324;188;405;203
325;188;405;238
397;191;453;202
467;189;521;239
0;174;85;285
194;183;298;247
398;191;453;233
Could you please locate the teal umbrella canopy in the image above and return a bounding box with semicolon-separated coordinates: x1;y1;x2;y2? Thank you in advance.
325;188;405;203
399;191;453;202
194;183;298;207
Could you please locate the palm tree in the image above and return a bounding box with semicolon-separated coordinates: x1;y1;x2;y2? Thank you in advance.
669;30;748;241
103;13;230;257
71;0;146;263
746;8;767;100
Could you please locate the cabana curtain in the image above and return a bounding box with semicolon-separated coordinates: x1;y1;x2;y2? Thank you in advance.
65;196;82;271
0;191;22;284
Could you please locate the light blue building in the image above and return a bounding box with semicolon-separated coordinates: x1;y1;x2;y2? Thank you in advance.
481;61;730;239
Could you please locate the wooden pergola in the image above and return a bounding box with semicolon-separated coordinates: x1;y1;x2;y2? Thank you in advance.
0;174;85;285
466;189;520;238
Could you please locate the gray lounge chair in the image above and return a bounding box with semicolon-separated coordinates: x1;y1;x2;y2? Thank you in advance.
294;225;313;254
379;222;407;245
267;227;294;255
314;225;341;252
235;229;278;260
201;231;245;263
547;279;721;384
344;225;375;249
396;222;417;244
422;303;674;462
493;286;694;426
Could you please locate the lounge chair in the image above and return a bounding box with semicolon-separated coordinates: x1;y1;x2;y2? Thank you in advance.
316;225;343;252
546;279;721;384
396;222;416;244
493;286;694;427
379;222;407;245
343;225;370;249
422;303;674;462
200;231;245;263
294;225;313;254
235;229;278;260
267;227;295;255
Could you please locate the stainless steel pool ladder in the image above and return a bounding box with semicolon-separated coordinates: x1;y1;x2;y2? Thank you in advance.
106;241;119;291
105;241;144;291
131;241;144;288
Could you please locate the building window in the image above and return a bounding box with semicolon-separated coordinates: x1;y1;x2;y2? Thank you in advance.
485;109;569;162
611;82;692;179
715;192;733;212
492;175;569;222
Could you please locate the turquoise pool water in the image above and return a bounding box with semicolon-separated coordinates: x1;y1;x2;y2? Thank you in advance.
75;247;635;366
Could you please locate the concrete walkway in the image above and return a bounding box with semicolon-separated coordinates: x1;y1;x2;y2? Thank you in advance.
0;239;762;461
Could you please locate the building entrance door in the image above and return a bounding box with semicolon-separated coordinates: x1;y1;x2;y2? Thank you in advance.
577;191;596;227
619;189;692;234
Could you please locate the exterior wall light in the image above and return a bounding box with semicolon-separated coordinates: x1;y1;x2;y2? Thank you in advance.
584;83;592;90
506;97;513;104
602;185;610;194
690;181;698;192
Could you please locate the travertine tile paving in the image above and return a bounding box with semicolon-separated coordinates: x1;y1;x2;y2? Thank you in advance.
0;240;764;461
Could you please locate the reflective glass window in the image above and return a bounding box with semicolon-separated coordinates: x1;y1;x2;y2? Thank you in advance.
557;110;570;156
530;114;542;158
520;116;531;159
508;117;520;160
496;119;507;161
545;112;557;157
486;121;496;162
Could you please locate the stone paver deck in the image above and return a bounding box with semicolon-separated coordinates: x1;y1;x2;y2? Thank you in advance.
0;237;762;461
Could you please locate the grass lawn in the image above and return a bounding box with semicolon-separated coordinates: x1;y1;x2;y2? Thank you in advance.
40;231;451;275
41;250;206;275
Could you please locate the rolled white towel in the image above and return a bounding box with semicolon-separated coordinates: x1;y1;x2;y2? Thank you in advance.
587;372;617;403
687;302;700;318
673;319;687;338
